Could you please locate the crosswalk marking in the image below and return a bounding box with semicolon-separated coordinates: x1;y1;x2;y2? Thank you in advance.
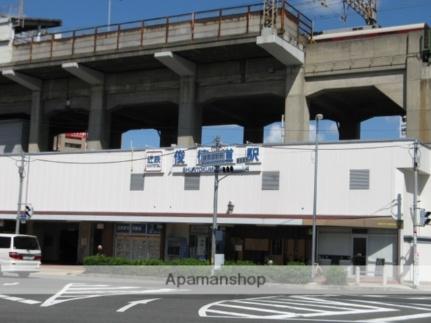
0;294;40;305
41;283;174;307
199;295;398;320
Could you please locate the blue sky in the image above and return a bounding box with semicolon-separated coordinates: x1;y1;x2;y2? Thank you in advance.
10;0;430;147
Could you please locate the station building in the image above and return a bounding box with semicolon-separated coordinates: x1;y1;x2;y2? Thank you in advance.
0;139;430;281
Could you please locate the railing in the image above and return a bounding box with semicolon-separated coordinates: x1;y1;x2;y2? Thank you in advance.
11;1;312;64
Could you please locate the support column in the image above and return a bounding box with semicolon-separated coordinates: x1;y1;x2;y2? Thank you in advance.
28;91;48;152
87;85;109;150
2;70;46;152
338;120;361;140
77;222;92;264
178;76;200;147
109;130;123;149
243;125;264;144
62;62;108;150
160;128;178;148
284;66;309;143
406;32;431;143
154;51;201;147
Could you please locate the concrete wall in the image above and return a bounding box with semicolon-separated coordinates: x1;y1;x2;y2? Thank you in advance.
0;17;13;64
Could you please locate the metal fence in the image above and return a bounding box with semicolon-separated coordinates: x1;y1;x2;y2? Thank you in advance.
11;1;312;63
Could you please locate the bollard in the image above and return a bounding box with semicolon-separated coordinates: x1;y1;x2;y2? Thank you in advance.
355;266;360;285
382;266;387;286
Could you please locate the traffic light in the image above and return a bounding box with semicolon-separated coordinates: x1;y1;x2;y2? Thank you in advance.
419;209;431;226
221;165;249;173
24;204;33;219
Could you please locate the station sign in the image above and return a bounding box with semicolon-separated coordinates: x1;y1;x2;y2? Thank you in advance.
145;151;162;172
173;146;261;174
198;148;233;166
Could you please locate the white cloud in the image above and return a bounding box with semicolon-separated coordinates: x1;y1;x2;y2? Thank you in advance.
309;120;338;141
264;123;283;144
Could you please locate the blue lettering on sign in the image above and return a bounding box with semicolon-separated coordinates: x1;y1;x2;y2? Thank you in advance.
197;149;209;164
225;148;233;163
174;150;185;165
247;147;259;162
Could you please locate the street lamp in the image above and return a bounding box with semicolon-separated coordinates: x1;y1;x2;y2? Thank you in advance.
211;137;221;268
107;0;113;31
311;113;323;279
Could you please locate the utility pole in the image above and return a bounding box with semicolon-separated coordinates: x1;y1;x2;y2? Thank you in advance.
320;0;378;27
263;0;276;30
107;0;112;31
311;114;323;279
211;137;221;267
17;0;24;18
343;0;377;26
15;150;25;234
412;140;419;288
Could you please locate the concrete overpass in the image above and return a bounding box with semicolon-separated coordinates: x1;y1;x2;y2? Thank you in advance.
0;1;429;152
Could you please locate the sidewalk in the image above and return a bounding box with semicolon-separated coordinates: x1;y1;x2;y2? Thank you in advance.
37;265;85;276
34;265;431;293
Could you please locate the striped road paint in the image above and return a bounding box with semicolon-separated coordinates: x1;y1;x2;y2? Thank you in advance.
199;295;404;320
0;294;40;305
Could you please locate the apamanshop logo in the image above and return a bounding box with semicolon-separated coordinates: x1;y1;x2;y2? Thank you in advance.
166;273;266;288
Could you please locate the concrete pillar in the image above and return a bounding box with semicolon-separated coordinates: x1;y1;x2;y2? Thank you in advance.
243;125;263;144
338;120;361;140
177;76;201;147
406;32;431;143
102;223;114;257
285;66;309;143
160;128;178;147
87;85;109;150
109;130;123;149
28;91;48;152
77;222;92;264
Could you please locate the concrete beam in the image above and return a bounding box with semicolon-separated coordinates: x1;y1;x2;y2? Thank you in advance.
257;29;304;66
2;69;41;91
154;51;196;76
62;62;104;85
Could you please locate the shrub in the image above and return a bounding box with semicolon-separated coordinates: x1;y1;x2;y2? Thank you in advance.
224;260;255;265
83;256;209;266
323;266;348;285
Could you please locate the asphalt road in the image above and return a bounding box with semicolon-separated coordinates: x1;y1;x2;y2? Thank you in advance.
1;273;431;322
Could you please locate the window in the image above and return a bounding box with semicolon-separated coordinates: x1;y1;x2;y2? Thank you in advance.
271;239;282;255
13;237;40;250
262;171;280;190
130;173;144;191
0;237;11;248
65;143;82;149
184;174;200;190
349;169;370;190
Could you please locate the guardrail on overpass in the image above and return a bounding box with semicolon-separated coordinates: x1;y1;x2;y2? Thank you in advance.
10;1;312;64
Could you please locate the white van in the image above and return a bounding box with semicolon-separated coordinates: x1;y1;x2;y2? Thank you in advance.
0;234;41;277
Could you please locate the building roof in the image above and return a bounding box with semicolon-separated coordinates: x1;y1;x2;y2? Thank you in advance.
313;23;427;42
10;16;62;33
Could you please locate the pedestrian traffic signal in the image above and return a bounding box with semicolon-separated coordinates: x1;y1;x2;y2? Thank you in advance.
221;165;248;173
24;204;33;219
419;209;431;226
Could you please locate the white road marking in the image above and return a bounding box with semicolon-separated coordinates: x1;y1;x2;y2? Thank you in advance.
406;297;431;300
351;299;431;311
41;283;175;307
361;312;431;322
116;298;160;313
0;294;40;305
2;282;19;286
199;295;396;320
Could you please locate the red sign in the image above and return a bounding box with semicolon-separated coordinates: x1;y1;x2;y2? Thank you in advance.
65;132;87;140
